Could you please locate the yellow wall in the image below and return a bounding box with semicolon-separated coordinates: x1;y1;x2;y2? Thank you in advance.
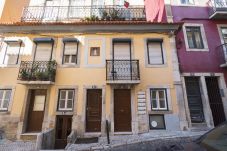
0;0;29;23
0;32;179;135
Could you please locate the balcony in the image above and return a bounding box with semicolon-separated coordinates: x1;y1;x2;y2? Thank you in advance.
217;43;227;67
106;60;140;84
21;5;145;22
17;61;57;84
208;0;227;19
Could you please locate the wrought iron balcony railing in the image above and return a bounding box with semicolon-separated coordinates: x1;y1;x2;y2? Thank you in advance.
21;5;145;22
106;60;140;82
208;0;227;19
18;61;57;82
217;43;227;67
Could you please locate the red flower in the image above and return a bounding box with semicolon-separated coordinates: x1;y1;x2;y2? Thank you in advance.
124;1;129;8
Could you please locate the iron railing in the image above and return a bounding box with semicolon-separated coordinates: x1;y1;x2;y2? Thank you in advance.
18;61;57;82
21;5;145;22
217;43;227;66
208;0;227;17
106;60;140;81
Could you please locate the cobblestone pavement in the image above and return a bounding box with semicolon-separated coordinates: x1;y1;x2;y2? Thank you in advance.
66;130;208;151
0;139;36;151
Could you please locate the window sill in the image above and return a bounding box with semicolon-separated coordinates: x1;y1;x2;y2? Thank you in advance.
56;111;73;115
186;48;209;52
146;64;168;68
148;110;173;114
0;110;10;115
58;64;80;68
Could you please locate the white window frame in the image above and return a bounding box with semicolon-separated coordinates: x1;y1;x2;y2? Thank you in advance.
58;89;75;111
179;0;195;5
183;23;209;51
62;42;78;65
150;89;168;111
217;24;227;58
0;89;12;111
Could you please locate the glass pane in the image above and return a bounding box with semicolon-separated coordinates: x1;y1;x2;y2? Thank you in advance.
64;55;70;63
186;29;195;48
67;90;74;100
67;99;73;109
3;99;9;108
159;99;166;109
194;31;204;49
5;90;11;100
60;90;66;99
152;99;158;109
158;90;165;99
33;95;45;111
59;99;65;109
71;55;76;63
151;91;156;99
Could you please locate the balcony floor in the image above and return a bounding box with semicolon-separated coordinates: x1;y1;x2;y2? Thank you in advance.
17;80;55;85
106;80;140;84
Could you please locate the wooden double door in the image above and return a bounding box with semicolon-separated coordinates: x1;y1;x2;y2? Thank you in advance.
55;115;72;149
26;89;47;132
114;89;132;132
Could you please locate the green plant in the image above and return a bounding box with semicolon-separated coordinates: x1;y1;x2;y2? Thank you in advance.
109;9;120;20
20;69;30;80
84;15;99;21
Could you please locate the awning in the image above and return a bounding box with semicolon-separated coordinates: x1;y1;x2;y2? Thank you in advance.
147;38;163;43
62;38;79;43
113;38;131;43
33;38;54;44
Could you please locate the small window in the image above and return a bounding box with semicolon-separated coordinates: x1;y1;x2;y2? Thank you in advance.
149;115;166;130
0;89;12;111
90;47;100;56
186;26;204;49
63;42;78;64
180;0;194;5
58;89;74;111
221;27;227;43
3;42;22;65
147;40;164;65
150;89;168;110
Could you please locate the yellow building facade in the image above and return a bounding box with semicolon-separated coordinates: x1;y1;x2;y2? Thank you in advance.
0;0;186;149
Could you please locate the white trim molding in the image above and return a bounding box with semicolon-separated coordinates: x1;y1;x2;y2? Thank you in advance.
183;23;209;52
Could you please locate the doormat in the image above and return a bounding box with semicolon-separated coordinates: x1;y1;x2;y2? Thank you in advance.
75;137;99;144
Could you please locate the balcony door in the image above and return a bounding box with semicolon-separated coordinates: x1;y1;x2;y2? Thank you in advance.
112;39;132;80
69;0;86;18
33;38;54;61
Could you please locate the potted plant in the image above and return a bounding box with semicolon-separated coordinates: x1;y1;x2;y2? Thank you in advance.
20;69;30;80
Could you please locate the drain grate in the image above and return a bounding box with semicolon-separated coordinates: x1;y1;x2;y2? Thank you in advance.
75;137;99;144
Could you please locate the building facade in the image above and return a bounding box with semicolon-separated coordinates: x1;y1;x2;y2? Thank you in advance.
0;0;183;149
161;0;227;130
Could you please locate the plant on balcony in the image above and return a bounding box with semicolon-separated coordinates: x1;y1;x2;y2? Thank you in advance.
109;9;121;20
47;60;57;81
20;69;30;80
84;15;99;21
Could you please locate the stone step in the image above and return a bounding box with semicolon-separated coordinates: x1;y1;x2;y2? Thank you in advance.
20;133;38;142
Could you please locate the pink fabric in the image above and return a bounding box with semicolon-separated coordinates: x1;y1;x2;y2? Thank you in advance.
145;0;166;22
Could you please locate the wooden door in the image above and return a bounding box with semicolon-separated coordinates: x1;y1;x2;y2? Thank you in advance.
185;77;205;123
114;89;131;132
55;115;72;149
26;89;46;132
86;89;102;132
205;77;226;126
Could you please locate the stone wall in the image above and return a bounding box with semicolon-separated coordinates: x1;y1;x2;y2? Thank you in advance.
0;115;20;140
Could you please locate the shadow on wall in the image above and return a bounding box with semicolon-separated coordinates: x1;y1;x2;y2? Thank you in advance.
0;129;4;139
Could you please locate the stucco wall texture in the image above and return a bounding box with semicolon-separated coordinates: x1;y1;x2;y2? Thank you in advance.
171;6;227;82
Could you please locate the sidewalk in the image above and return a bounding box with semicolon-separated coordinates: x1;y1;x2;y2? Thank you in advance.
66;130;208;151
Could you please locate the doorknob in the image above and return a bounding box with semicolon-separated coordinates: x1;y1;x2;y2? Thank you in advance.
120;109;124;112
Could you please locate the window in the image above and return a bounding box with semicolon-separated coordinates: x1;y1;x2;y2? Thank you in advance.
58;89;74;111
149;115;166;130
147;39;164;65
0;89;12;111
221;27;227;44
180;0;194;5
150;89;168;110
3;41;22;65
63;42;78;64
186;26;204;49
90;47;100;56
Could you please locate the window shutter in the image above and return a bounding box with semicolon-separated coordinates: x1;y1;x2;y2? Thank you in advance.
5;43;20;64
148;42;163;65
64;43;77;55
35;43;52;61
114;43;130;59
29;0;46;6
